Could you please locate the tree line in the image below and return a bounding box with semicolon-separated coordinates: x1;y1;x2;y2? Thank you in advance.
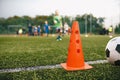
0;14;120;34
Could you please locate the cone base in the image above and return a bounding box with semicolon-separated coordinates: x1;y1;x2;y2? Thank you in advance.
61;63;93;71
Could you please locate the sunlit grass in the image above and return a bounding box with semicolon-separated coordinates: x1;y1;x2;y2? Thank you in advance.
0;35;110;69
1;35;120;80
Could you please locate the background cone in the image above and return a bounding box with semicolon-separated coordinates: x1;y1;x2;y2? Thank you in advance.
61;21;93;71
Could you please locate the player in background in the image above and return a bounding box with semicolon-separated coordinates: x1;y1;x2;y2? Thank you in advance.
37;25;41;36
108;26;113;38
28;23;32;36
44;21;50;37
53;10;63;41
18;28;23;36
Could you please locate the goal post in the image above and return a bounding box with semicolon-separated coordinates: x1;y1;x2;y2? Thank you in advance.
7;25;27;34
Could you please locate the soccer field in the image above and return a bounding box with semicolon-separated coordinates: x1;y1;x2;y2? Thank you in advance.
0;35;120;80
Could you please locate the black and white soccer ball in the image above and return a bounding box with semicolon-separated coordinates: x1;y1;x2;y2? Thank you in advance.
105;37;120;66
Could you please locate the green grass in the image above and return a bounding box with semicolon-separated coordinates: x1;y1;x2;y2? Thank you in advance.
0;36;69;69
0;35;120;80
0;63;120;80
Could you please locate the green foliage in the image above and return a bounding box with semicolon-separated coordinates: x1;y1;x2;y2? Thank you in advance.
115;23;120;34
0;14;106;34
75;14;104;34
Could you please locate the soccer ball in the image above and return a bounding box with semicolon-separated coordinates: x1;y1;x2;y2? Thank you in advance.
105;37;120;66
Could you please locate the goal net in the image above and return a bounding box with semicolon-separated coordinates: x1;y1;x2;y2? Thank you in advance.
7;25;27;34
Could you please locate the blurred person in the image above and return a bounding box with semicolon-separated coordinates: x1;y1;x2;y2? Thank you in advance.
37;25;41;36
64;22;69;35
16;30;18;35
18;28;23;36
68;27;71;35
44;21;50;37
53;10;63;41
28;23;32;35
108;26;113;38
33;26;38;36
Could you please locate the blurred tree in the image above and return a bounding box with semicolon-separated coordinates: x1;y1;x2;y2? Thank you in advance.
0;14;105;34
115;23;120;34
22;16;32;26
0;18;7;34
75;14;104;34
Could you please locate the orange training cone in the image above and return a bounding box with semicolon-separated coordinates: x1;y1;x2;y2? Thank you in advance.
61;21;93;71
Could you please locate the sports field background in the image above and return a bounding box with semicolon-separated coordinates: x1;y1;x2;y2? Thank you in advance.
0;35;120;80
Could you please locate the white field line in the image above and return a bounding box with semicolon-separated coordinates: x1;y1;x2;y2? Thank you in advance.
0;60;108;73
